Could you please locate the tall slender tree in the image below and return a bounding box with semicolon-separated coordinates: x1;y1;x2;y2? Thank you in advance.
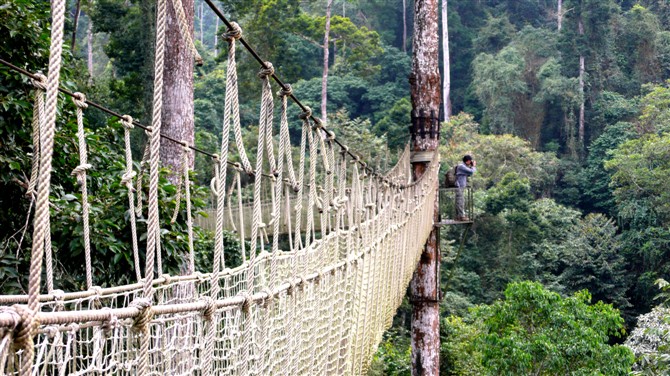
442;0;450;121
409;0;441;373
321;0;334;124
578;16;585;147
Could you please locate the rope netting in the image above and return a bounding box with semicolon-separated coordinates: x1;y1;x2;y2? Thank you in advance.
0;0;440;374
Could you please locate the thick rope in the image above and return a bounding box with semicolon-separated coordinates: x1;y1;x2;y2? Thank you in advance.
71;92;93;290
22;0;67;371
168;0;203;65
120;115;142;282
181;144;195;274
27;74;56;295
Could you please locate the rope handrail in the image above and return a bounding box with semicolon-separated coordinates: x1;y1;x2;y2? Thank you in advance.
201;0;402;185
0;0;442;372
0;57;424;189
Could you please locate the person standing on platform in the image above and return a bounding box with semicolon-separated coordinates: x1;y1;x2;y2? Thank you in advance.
455;155;476;221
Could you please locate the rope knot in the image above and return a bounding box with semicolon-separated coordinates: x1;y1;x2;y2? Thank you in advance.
298;106;312;120
278;84;293;97
240;292;252;313
287;278;297;296
261;287;274;308
100;307;119;334
11;304;38;351
31;73;48;90
120;115;134;129
312;117;323;129
257;62;275;79
161;274;172;285
231;162;244;172
45;325;59;338
72;92;88;109
223;22;242;41
52;289;65;311
72;163;92;184
0;307;21;332
202;297;216;321
326;130;336;141
121;170;137;189
130;298;153;331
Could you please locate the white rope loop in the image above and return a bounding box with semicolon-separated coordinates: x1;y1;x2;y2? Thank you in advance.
168;0;203;65
24;0;67;371
71;92;94;291
119;115;142;282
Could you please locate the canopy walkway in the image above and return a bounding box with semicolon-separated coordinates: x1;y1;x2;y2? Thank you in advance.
0;0;441;374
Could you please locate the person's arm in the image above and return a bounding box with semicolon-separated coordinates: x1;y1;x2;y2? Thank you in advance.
458;164;476;175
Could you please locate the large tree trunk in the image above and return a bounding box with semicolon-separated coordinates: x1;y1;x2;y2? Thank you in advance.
320;0;333;124
578;18;585;147
441;0;450;121
557;0;563;31
409;0;441;373
162;0;196;175
87;19;93;78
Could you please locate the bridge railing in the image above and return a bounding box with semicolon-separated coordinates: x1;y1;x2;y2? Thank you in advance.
439;187;474;224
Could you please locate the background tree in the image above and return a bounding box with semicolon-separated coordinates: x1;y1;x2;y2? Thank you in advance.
442;281;634;375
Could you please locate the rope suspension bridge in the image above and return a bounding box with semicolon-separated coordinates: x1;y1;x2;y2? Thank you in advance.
0;0;444;374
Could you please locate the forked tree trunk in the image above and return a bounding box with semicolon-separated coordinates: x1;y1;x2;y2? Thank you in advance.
321;0;333;124
441;0;450;121
578;18;585;147
162;0;196;175
409;0;441;373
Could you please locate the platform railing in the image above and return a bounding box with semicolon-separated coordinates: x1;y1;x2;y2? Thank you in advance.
438;187;474;224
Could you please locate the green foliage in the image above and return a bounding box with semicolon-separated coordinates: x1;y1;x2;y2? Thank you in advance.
638;81;670;134
444;281;634;376
484;173;532;215
557;214;631;310
440;114;559;194
368;328;412;376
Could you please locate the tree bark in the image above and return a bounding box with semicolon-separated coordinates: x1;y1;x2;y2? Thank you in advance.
578;18;585;147
71;0;82;50
409;0;441;374
557;0;563;31
162;0;196;175
441;0;450;121
321;0;333;124
87;19;93;78
214;16;219;56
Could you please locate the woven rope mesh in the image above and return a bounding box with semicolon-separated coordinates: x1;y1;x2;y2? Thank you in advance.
0;0;440;373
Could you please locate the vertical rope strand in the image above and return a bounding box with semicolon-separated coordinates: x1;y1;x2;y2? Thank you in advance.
120;115;142;282
71;93;93;290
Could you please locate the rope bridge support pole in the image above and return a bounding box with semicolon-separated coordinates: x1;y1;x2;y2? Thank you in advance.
408;0;442;373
